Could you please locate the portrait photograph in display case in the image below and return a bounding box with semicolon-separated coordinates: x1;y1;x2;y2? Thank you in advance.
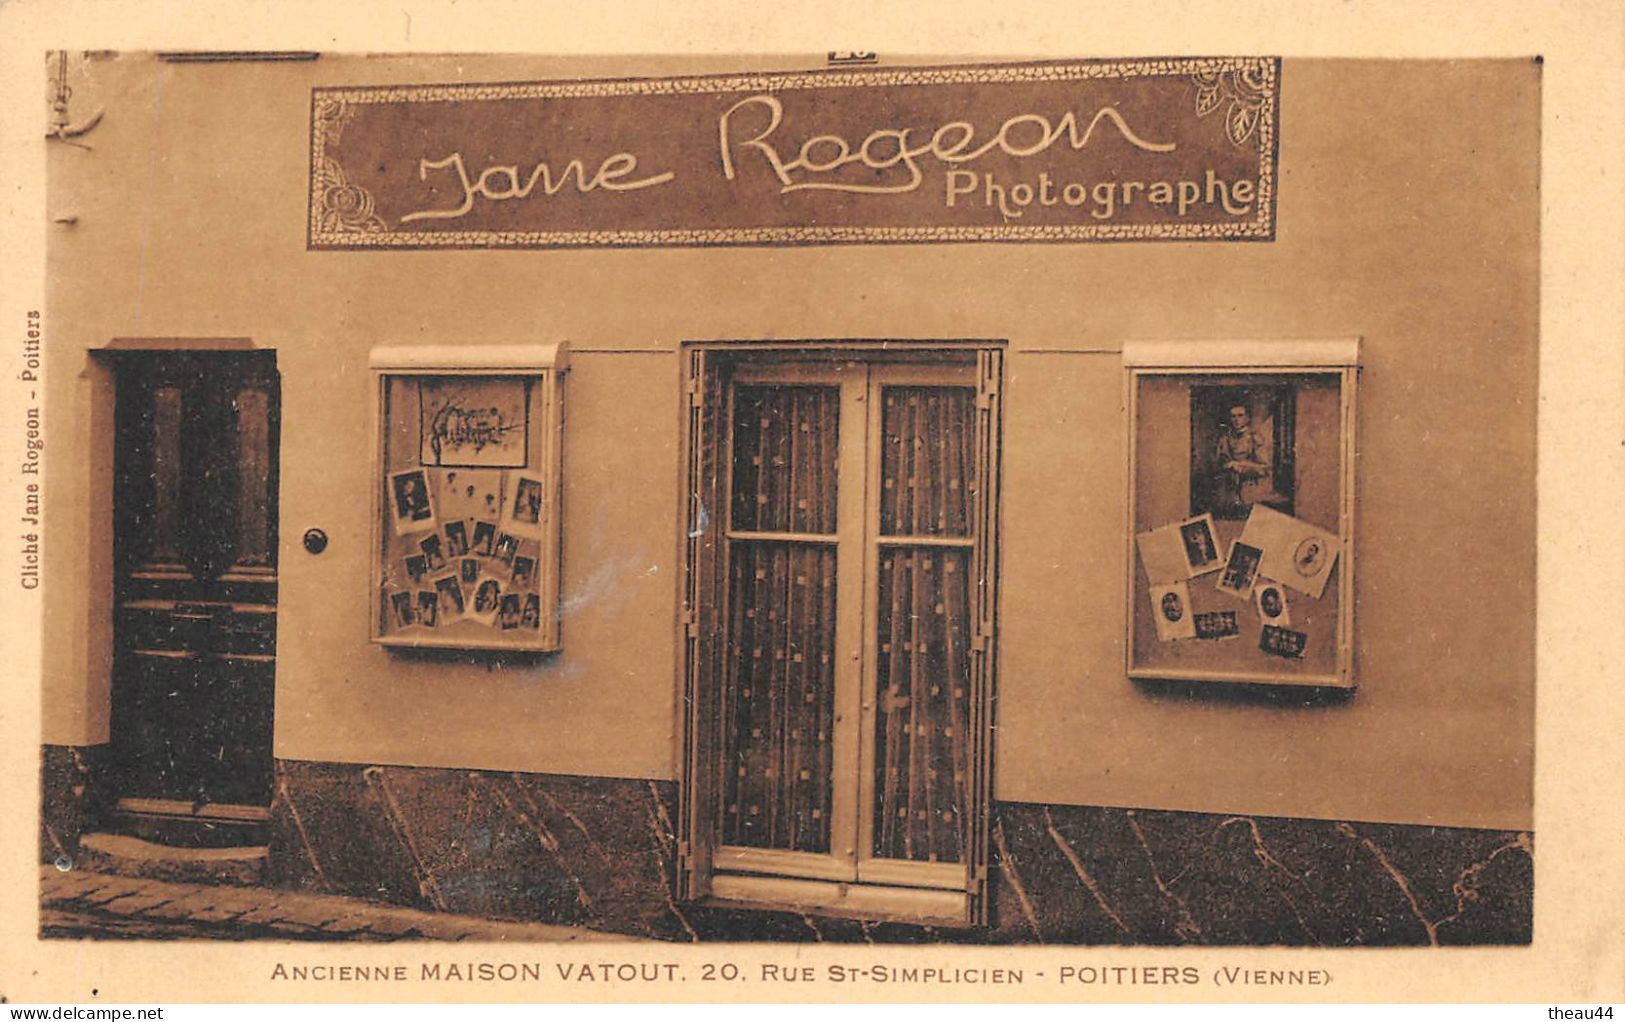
504;472;548;539
388;467;436;535
388;590;415;629
1190;383;1296;520
444;519;470;558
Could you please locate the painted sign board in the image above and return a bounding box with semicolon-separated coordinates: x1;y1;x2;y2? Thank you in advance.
309;57;1279;249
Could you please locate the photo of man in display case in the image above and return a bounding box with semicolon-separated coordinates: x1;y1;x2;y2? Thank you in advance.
1191;385;1296;520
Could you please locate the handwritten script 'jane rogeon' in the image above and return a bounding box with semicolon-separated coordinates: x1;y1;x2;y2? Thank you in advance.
400;95;1176;223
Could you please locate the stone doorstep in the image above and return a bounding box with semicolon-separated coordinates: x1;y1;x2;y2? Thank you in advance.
73;832;268;887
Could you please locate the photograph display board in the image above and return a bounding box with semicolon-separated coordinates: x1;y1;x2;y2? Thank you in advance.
1125;342;1357;687
370;346;566;651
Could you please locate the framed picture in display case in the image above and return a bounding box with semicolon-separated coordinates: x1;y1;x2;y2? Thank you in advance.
1124;339;1358;688
369;344;568;652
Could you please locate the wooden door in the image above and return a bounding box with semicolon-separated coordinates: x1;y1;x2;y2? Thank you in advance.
109;352;280;824
691;356;994;921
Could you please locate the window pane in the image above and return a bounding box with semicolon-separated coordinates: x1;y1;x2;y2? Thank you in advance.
730;385;839;534
878;386;975;537
872;546;972;864
721;541;837;853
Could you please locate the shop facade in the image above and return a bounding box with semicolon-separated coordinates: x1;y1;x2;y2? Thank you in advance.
39;52;1537;943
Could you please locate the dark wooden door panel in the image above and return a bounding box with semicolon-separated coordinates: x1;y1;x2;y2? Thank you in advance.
112;652;275;806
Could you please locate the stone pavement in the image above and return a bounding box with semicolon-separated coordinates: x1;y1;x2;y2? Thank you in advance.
37;865;643;942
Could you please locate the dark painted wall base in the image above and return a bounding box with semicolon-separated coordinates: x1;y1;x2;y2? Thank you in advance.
42;748;1532;944
991;804;1531;945
267;759;688;940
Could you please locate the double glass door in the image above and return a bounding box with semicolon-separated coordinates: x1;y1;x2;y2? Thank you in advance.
710;360;980;900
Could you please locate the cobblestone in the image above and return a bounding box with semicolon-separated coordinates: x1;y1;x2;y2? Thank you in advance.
39;865;642;942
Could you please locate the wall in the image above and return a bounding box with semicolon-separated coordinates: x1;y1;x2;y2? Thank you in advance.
258;761;1533;944
44;55;1537;828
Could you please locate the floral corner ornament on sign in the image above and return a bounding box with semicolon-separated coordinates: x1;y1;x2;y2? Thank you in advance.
1193;65;1271;146
312;97;388;235
316;156;388;234
313;95;355;146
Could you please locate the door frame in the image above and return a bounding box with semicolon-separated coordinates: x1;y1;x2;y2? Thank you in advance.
675;341;1004;926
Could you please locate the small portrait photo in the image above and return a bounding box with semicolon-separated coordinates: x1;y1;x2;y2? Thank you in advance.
389;468;436;535
498;593;522;630
495;532;520;567
1149;581;1196;642
1193;609;1240;640
1136;514;1219;584
434;575;466;618
403;554;429;585
1260;624;1309;659
470;576;503;627
510;555;536;589
444;519;471;558
1190;385;1296;521
416;590;439;628
459;557;481;586
471;521;497;557
419;533;447;572
1292;535;1329;580
388;590;415;629
1216;541;1264;599
1254;582;1290;626
521;593;542;631
505;473;547;538
1178;514;1221;574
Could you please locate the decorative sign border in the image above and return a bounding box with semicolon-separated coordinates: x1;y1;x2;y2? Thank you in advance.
309;57;1279;249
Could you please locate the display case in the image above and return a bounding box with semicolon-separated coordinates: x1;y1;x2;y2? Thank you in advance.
369;344;567;651
1124;340;1358;687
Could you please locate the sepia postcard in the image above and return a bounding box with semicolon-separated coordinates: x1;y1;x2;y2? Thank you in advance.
0;0;1621;1008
